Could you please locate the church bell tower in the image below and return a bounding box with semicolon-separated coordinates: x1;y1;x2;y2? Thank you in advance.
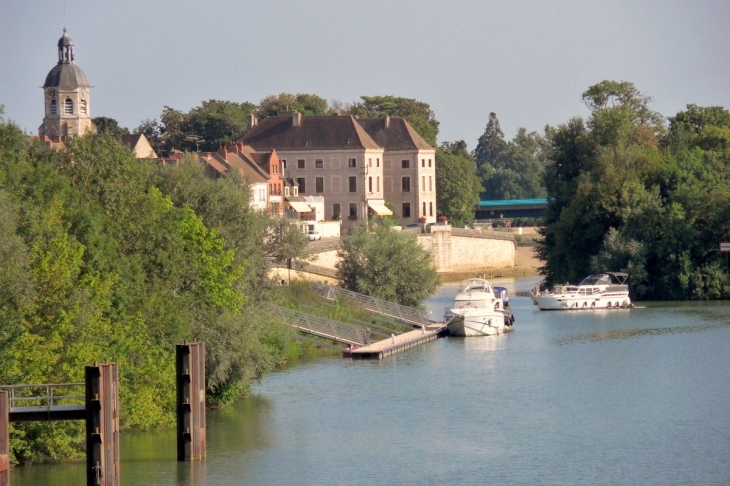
39;29;95;138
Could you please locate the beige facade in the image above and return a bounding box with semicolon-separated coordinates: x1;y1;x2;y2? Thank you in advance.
383;148;437;223
278;148;385;230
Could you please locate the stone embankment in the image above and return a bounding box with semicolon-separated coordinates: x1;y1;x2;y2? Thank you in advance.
269;226;545;284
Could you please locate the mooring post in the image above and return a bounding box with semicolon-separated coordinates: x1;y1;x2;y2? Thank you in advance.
176;343;206;461
85;363;120;486
0;391;9;486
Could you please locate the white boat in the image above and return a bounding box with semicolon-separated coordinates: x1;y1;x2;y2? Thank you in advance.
530;272;631;311
444;278;512;337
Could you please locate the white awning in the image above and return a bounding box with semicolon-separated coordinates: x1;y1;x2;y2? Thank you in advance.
289;201;312;212
368;202;393;216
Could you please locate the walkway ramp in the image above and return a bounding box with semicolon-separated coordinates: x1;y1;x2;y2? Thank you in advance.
1;383;85;421
348;322;447;359
269;304;389;346
314;284;432;328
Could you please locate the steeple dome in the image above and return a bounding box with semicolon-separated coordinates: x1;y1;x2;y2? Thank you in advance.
39;29;95;138
57;28;74;62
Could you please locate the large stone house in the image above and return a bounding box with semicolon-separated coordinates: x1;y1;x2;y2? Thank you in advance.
242;111;437;230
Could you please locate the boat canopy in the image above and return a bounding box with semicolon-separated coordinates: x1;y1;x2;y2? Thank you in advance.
578;273;629;286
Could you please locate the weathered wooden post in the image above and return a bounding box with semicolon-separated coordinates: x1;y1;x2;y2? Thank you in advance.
85;363;120;486
176;342;206;461
0;391;8;486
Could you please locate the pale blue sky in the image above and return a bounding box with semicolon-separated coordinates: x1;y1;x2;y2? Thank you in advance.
1;0;728;147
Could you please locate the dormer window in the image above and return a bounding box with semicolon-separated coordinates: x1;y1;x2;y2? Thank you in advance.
50;100;57;115
285;187;290;197
293;186;299;196
64;98;74;114
305;140;311;147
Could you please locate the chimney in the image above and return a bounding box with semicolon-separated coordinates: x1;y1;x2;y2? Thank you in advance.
249;113;257;129
385;115;390;129
292;110;301;127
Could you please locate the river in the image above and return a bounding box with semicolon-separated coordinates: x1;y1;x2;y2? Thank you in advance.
13;276;730;485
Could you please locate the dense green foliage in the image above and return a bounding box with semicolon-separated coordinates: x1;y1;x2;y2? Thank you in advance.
91;116;129;137
474;113;549;200
336;221;441;308
0;124;309;463
435;141;482;226
537;81;730;300
140;99;257;154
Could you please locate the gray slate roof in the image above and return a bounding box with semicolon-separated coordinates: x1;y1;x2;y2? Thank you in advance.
357;117;433;151
243;114;433;152
43;62;90;89
244;115;380;151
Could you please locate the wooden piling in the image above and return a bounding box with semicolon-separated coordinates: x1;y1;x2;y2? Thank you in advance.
0;391;8;486
85;364;120;486
176;343;206;461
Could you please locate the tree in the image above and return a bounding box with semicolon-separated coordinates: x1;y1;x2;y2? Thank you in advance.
473;112;506;170
336;221;441;307
346;95;440;146
480;128;548;200
537;81;730;300
257;93;329;118
92;116;129;136
435;141;481;226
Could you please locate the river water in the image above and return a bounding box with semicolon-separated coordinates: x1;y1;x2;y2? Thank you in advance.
14;276;730;485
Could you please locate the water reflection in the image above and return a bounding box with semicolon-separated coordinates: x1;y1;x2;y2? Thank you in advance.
555;308;730;346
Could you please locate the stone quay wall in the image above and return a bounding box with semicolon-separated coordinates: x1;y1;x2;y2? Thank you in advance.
299;225;515;275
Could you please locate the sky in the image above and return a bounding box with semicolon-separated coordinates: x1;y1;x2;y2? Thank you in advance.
1;0;728;147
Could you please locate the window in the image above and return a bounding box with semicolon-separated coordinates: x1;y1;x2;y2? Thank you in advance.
429;176;432;191
305;140;311;146
80;99;87;115
315;159;324;169
423;202;426;216
429;202;433;216
64;98;73;114
50;100;57;115
349;203;357;217
422;176;425;191
377;158;380;167
348;158;356;168
296;177;306;194
272;164;277;175
297;159;305;169
401;159;410;169
429;159;432;167
333;203;340;219
281;160;287;169
402;203;411;218
284;186;290;197
368;177;372;193
422;159;425;167
369;158;372;167
349;176;357;193
402;177;411;192
377;177;380;192
293;186;298;196
316;177;324;193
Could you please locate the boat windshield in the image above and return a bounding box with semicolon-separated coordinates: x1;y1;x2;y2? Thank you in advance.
579;274;611;286
452;300;487;309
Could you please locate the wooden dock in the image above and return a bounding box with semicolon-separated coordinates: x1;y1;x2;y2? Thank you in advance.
347;322;447;359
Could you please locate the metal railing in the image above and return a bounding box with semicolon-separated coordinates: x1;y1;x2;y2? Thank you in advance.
0;383;85;412
314;284;432;327
269;304;384;346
